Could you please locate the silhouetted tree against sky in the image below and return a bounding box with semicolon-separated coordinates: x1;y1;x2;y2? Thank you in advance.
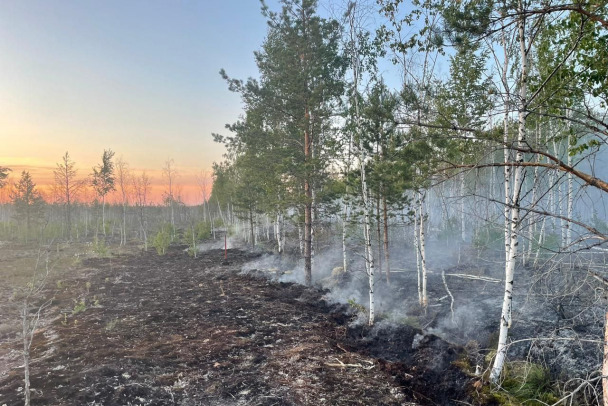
11;171;45;242
91;149;116;236
53;152;84;241
0;166;10;189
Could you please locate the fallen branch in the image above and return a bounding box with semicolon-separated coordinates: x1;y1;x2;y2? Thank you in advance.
589;271;608;288
445;273;501;283
336;343;349;353
325;357;374;370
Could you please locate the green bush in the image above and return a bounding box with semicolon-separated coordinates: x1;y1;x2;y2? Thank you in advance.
152;224;172;255
93;236;109;256
72;299;87;315
477;361;560;406
500;362;558;404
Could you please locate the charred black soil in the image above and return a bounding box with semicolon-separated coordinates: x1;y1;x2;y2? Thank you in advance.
0;247;475;405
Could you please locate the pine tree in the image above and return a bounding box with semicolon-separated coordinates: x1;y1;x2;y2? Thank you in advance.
11;171;45;241
91;149;116;236
219;0;345;284
0;166;10;188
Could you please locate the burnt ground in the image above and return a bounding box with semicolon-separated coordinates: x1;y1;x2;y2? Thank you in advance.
0;246;476;406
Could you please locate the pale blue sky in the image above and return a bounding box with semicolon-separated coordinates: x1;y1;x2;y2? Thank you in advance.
0;0;281;198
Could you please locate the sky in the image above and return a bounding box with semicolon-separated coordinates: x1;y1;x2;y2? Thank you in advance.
0;0;282;204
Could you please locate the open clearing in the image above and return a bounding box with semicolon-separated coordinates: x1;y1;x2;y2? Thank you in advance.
0;245;474;405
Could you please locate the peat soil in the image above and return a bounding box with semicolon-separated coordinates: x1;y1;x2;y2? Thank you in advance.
0;246;475;406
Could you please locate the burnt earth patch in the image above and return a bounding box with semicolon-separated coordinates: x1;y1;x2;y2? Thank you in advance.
0;247;475;405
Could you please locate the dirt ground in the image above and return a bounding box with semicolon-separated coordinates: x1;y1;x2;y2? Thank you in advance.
0;245;475;406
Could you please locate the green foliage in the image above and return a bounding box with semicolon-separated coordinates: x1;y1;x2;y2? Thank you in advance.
214;0;346;235
0;166;11;188
494;362;559;405
92;236;109;256
183;221;210;257
72;299;87;315
347;298;367;315
10;171;46;235
105;318;119;332
152;224;172;255
91;149;116;199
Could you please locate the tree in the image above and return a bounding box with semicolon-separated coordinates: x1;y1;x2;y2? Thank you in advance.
380;0;608;386
133;171;151;251
115;157;131;246
344;0;378;325
53;152;84;241
219;0;346;285
0;166;10;188
196;171;216;239
11;171;45;242
162;158;178;239
18;250;52;406
91;149;116;236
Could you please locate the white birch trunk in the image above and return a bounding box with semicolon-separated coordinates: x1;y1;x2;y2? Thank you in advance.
418;191;428;310
501;28;512;265
566;132;573;247
490;4;528;382
274;214;281;253
279;213;285;254
460;175;466;242
533;214;546;267
342;201;348;273
349;3;374;326
414;195;422;306
22;300;31;406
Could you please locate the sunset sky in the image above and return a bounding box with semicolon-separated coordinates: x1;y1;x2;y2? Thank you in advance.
0;0;283;204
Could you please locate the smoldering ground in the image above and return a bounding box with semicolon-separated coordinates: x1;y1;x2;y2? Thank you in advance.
238;230;606;382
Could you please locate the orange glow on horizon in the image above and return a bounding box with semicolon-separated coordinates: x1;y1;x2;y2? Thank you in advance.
0;164;213;206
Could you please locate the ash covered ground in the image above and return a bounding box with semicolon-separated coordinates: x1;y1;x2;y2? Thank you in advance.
0;245;476;406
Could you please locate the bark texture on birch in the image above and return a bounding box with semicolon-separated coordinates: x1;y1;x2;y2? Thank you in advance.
418;192;428;309
491;2;528;382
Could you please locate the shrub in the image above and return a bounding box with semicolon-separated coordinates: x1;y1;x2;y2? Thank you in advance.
152;224;172;255
93;236;109;256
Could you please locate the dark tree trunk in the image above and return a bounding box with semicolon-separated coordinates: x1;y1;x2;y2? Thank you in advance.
383;193;390;284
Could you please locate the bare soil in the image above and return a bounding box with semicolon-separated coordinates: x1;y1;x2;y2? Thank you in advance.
0;246;475;405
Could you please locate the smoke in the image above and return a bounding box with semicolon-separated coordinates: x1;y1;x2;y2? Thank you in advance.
231;215;606;381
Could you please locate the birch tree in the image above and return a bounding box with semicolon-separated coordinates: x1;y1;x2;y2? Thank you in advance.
18;250;52;406
345;0;378;325
115;157;131;246
162;158;178;239
490;0;530;381
133;171;151;251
